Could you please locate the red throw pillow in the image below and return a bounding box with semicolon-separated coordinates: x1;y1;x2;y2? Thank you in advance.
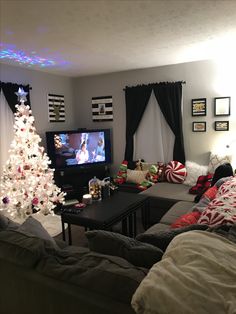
171;212;201;229
189;174;213;195
203;185;218;200
165;161;187;183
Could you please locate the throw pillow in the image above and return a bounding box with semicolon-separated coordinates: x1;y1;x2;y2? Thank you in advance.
126;169;148;185
85;230;163;268
171;212;201;229
189;174;213;194
217;176;236;196
18;216;58;248
183;160;209;186
198;190;236;227
165;160;187;183
136;224;208;251
208;152;232;174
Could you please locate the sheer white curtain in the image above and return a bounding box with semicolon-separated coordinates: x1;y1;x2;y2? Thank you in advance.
0;90;14;177
134;90;175;163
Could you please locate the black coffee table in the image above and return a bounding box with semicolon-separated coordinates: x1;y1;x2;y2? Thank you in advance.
61;192;149;245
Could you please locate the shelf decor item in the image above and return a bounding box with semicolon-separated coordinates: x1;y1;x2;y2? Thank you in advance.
82;194;92;205
215;121;229;131
191;98;207;116
214;97;230;116
88;176;102;201
192;121;206;132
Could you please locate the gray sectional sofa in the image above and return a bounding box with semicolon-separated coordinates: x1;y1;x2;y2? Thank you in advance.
0;182;198;314
140;181;195;226
0;215;152;314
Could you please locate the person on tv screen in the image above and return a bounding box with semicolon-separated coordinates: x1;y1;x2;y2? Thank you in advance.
76;142;89;164
92;137;105;162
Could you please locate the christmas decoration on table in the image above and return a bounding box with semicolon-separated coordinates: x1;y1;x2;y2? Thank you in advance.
113;160;128;185
138;164;158;190
0;87;65;218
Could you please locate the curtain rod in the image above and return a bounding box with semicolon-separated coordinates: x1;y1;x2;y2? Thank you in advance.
123;80;186;91
0;81;32;90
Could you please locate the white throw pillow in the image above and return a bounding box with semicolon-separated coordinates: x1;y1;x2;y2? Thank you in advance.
183;161;208;186
126;169;148;184
208;152;232;174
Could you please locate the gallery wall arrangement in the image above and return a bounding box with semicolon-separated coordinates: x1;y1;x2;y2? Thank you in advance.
191;96;231;132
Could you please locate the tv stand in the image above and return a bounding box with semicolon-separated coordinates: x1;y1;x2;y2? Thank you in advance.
54;165;110;200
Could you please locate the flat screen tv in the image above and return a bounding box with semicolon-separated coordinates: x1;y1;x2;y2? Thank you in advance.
46;129;112;170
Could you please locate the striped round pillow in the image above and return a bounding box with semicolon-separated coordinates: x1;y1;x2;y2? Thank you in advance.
165;161;187;183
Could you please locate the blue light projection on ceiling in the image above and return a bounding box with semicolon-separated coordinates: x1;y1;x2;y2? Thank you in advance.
0;43;70;68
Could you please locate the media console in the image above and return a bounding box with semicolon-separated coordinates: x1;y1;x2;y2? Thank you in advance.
54;164;110;200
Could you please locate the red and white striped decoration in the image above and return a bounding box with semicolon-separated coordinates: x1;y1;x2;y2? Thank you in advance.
165;161;187;183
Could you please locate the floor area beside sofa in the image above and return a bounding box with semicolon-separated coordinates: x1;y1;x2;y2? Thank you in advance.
54;214;146;247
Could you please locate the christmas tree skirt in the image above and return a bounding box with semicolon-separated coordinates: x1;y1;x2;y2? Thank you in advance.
1;210;62;237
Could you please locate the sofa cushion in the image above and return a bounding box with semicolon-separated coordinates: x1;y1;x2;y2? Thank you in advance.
136;224;209;251
160;201;194;225
85;230;163;268
36;249;148;305
140;182;195;203
165;161;187;183
0;229;52;268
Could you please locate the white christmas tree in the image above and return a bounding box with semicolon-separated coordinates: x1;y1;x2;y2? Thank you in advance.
0;88;65;218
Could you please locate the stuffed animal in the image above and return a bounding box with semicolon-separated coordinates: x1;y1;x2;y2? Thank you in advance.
113;160;128;185
138;164;158;190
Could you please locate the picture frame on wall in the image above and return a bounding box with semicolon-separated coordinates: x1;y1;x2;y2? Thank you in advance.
215;121;229;131
214;97;231;116
192;121;206;132
191;98;207;116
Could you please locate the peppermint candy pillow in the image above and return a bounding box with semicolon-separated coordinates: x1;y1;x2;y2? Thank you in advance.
217;176;236;196
165;161;187;183
198;191;236;227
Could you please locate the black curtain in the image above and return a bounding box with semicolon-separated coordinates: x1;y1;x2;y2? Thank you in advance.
153;82;185;163
124;85;152;161
0;81;31;113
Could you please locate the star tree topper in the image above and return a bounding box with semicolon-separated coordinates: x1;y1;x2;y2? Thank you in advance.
15;87;28;103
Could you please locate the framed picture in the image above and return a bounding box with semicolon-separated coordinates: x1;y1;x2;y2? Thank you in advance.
192;98;207;116
192;121;206;132
215;121;229;131
214;97;230;116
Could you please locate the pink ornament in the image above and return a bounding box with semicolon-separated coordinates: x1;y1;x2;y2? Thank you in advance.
32;197;39;205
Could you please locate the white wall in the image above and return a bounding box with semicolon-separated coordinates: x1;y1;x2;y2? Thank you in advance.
73;59;236;173
0;63;77;148
1;59;236;175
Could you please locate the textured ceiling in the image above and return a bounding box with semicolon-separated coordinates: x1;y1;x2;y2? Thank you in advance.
1;0;236;77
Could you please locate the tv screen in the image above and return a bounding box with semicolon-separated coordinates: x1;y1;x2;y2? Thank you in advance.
46;129;112;170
